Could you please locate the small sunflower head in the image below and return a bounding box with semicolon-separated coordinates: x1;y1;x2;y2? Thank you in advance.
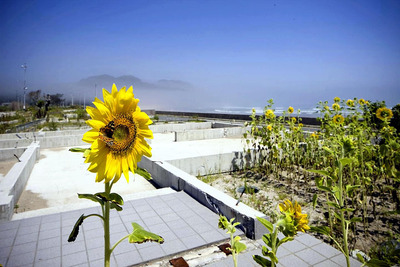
346;99;355;107
267;124;272;131
291;117;297;123
334;97;341;103
277;200;310;237
311;132;319;139
376;107;393;121
358;98;366;105
298;123;303;128
332;103;340;111
288;106;294;114
265;109;275;119
333;114;345;125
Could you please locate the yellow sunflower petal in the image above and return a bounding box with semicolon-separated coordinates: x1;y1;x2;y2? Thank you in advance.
86;119;105;130
83;129;99;143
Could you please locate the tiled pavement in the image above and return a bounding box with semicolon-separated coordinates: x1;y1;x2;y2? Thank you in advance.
0;190;361;267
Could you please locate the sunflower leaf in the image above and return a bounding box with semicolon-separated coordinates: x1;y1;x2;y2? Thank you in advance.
257;217;274;233
128;222;164;244
253;255;272;267
136;168;152;180
69;148;89;153
78;194;104;205
68;214;85;242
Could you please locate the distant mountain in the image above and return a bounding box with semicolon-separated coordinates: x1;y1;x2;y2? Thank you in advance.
77;75;192;91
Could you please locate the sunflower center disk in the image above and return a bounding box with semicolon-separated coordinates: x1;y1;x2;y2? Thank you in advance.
99;114;137;155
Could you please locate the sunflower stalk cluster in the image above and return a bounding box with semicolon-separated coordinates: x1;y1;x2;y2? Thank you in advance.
253;200;310;267
244;97;399;266
68;85;164;267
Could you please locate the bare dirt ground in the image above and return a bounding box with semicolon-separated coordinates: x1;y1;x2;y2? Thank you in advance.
0;159;16;178
14;190;49;213
199;169;400;257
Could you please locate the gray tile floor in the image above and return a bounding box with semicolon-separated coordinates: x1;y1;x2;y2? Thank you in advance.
0;191;362;267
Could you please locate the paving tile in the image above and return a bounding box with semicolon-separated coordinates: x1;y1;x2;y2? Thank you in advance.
172;226;196;238
161;212;179;222
37;236;60;250
200;230;227;243
20;217;40;227
278;253;309;267
89;256;117;267
275;246;291;258
180;234;206;249
40;213;61;224
158;230;178;241
296;233;322;247
62;240;85;256
61;251;88;267
35;246;61;261
10;241;37;256
114;250;142;266
147;223;169;234
38;228;60;240
154;206;174;216
142;215;164;226
7;251;35;267
111;231;130;246
1;236;15;248
85;236;104;250
312;241;342;258
34;257;61;267
138;244;165;262
161;239;187;255
0;227;18;239
111;239;136;255
109;223;128;235
40;221;60;231
167;219;189;231
330;254;362;267
0;246;11;259
18;224;40;236
313;259;341;267
0;220;20;231
14;232;38;245
296;247;326;265
280;239;307;253
87;246;104;262
191;222;216;234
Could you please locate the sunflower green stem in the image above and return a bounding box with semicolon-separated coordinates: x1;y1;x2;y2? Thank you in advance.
104;182;111;267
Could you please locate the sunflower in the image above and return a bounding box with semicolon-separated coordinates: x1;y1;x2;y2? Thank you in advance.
291;117;296;123
333;114;344;124
288;106;294;114
332;103;340;111
346;99;355;107
267;124;272;131
376;107;393;121
83;84;153;183
334;97;341;103
311;132;319;139
358;98;366;105
265;109;275;119
278;199;310;234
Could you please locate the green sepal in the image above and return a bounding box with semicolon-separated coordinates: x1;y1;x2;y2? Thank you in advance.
78;193;104;205
253;255;272;267
68;214;85;242
128;222;164;244
257;217;273;233
136;168;152;180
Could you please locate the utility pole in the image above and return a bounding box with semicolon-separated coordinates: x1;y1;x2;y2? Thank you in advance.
21;63;28;110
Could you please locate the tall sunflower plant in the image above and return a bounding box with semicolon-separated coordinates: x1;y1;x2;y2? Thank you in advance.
68;84;163;267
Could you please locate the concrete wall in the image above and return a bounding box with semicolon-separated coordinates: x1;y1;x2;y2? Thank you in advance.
0;147;27;161
0;142;40;222
166;151;253;176
175;126;249;142
138;155;266;239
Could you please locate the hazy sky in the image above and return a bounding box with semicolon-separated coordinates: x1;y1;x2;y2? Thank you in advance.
1;0;399;111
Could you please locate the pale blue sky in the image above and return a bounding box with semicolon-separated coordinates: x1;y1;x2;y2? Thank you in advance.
1;0;399;111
